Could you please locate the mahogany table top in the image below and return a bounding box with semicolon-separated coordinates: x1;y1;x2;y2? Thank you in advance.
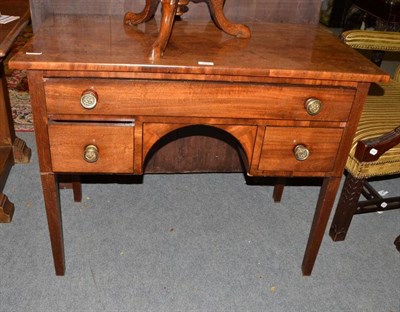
10;15;389;83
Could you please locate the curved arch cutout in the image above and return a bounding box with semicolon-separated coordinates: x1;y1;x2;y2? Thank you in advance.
142;123;257;172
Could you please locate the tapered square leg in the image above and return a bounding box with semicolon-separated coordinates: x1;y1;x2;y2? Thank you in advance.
273;178;286;203
41;173;65;276
302;177;341;275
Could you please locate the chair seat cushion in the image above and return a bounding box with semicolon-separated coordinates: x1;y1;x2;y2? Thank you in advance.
346;79;400;178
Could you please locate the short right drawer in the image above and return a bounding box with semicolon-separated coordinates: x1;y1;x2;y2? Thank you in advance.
258;126;344;173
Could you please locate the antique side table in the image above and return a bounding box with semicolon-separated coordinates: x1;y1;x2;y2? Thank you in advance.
0;0;31;223
10;15;388;275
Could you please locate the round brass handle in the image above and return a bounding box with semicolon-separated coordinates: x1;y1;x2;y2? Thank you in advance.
305;98;323;116
83;144;99;163
294;144;310;161
80;90;98;109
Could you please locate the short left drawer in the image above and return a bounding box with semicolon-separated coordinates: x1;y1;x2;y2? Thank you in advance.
48;122;134;173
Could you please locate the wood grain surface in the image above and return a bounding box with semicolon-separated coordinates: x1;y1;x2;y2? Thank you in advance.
10;16;388;83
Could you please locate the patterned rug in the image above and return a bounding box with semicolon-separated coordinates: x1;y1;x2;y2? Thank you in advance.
5;24;33;132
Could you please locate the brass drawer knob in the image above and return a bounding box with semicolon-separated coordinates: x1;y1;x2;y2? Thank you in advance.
305;98;323;115
83;144;99;163
80;90;98;109
294;144;310;161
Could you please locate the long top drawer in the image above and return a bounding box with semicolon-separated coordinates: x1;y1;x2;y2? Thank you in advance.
44;78;355;121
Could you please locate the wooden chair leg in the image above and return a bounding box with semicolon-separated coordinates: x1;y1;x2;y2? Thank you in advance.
395;235;400;252
329;174;365;241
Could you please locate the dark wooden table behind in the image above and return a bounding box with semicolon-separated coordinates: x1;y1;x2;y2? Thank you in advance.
0;0;31;223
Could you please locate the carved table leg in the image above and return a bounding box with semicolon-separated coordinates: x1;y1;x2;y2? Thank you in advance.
302;177;341;275
194;0;251;38
124;0;160;25
176;0;190;17
329;174;364;241
150;0;179;60
41;173;65;276
13;137;31;164
0;193;14;223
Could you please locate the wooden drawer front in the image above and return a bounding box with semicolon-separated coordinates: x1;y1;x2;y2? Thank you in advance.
48;123;134;173
258;127;343;172
44;78;354;121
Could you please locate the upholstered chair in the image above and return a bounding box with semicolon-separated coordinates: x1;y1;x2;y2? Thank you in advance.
329;30;400;251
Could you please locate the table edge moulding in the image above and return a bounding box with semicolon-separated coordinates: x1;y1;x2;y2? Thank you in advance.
9;15;389;276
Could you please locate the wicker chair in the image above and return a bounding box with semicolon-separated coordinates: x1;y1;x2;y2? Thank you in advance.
329;30;400;251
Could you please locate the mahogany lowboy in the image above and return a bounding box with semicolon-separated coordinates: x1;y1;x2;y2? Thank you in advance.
9;16;388;276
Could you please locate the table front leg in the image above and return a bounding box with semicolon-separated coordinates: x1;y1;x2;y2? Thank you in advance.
41;173;65;276
301;176;341;276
